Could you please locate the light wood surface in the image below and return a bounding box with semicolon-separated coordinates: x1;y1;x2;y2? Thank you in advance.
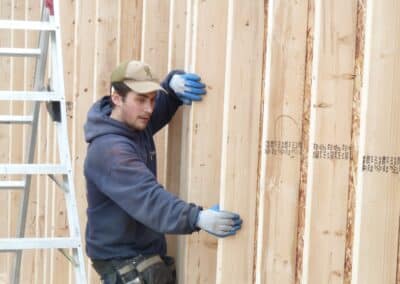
256;0;309;283
1;1;399;283
352;0;400;283
216;1;264;283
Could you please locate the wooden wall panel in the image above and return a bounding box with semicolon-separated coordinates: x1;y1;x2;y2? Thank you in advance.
302;1;358;283
182;0;228;283
141;0;170;186
256;0;309;283
216;1;264;283
73;0;99;282
165;0;187;271
95;0;119;99
1;1;400;283
119;0;143;62
352;0;400;283
164;1;194;282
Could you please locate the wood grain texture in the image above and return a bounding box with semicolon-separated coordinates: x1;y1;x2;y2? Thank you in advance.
165;0;187;272
352;0;400;283
183;0;228;283
216;1;264;284
302;1;358;283
119;0;143;62
73;0;99;282
256;0;309;283
1;1;399;283
141;0;170;187
344;1;365;283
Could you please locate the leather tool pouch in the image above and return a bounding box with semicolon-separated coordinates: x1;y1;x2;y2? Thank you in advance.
114;255;175;284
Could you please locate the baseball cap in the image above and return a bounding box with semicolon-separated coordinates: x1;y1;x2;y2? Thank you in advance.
111;60;166;94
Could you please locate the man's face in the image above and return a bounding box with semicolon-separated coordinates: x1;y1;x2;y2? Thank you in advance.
111;90;157;131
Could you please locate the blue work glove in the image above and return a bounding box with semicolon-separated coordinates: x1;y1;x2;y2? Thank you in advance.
169;73;206;105
196;204;242;238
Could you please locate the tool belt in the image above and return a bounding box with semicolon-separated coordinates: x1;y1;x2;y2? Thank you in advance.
92;254;176;284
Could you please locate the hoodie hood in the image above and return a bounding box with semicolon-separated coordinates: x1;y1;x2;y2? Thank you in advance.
84;96;138;143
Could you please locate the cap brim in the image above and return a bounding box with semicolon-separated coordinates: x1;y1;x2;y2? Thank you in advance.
124;80;167;94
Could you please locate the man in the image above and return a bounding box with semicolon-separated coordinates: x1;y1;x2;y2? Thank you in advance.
84;60;242;284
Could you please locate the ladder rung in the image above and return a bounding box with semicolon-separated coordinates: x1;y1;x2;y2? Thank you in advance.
0;180;25;189
0;164;69;175
0;115;33;124
0;20;57;31
0;48;41;57
0;91;61;101
0;238;81;251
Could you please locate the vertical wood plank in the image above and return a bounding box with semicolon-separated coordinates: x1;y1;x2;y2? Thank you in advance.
344;1;365;282
73;0;99;282
141;0;170;186
183;0;228;283
256;0;309;283
352;0;400;283
119;0;143;62
302;1;358;283
95;0;119;100
216;1;264;283
165;0;186;266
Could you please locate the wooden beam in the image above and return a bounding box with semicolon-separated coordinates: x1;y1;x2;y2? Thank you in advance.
119;0;143;61
165;0;187;276
256;0;309;283
216;1;264;283
183;0;228;283
141;0;170;186
302;1;358;283
352;0;400;282
73;0;98;282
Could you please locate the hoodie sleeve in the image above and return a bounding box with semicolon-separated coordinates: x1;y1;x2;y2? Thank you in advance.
96;141;201;234
148;70;184;135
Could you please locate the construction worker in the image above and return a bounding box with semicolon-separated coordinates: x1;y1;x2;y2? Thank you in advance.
83;60;242;284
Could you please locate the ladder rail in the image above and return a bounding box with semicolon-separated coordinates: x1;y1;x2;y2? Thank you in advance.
11;4;51;283
1;0;87;283
51;0;87;280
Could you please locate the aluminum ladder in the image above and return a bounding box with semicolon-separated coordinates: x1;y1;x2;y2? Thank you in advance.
0;1;87;283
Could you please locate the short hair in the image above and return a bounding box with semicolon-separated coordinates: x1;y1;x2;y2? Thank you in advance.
110;82;132;108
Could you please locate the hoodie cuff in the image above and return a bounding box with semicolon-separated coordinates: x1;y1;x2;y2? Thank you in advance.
188;204;203;232
160;70;185;103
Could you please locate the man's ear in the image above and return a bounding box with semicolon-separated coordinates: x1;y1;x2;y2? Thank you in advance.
110;91;122;106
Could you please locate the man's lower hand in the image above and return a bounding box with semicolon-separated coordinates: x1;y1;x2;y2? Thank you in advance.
169;73;206;105
196;204;242;238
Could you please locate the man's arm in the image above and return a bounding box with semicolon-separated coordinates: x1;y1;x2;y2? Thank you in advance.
149;70;206;135
95;141;200;234
148;70;184;135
